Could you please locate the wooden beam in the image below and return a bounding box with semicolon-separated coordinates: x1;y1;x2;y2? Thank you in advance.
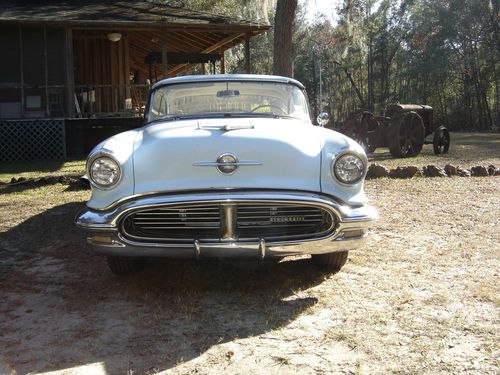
168;32;244;75
204;32;244;53
169;31;206;50
67;24;270;34
182;30;219;47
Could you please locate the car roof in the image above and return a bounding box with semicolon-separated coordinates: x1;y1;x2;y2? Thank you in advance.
151;74;306;90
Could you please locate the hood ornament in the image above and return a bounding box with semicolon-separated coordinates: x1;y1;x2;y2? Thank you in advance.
216;153;238;175
193;153;262;175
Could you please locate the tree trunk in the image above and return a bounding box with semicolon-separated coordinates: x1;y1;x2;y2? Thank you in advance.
273;0;297;77
367;31;374;112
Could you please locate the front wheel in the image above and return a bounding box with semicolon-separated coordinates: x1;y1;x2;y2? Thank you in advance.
106;256;142;275
312;251;348;273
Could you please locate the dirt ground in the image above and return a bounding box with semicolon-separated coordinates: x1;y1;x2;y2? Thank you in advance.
0;135;499;374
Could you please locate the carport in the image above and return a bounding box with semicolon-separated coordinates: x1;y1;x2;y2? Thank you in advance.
0;0;269;160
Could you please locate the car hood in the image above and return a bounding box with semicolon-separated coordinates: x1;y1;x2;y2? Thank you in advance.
132;117;322;195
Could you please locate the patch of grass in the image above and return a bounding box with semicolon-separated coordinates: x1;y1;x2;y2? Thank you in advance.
471;281;500;305
271;355;291;366
369;132;500;169
0;159;86;183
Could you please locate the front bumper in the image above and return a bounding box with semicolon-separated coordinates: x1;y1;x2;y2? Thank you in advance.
75;191;377;258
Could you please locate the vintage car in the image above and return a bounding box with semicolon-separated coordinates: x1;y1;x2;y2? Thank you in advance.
75;74;377;274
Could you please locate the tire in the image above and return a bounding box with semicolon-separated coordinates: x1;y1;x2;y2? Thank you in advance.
357;133;377;154
106;256;142;275
388;111;425;158
312;251;348;273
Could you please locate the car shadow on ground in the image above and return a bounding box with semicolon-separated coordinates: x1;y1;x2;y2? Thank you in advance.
0;202;332;374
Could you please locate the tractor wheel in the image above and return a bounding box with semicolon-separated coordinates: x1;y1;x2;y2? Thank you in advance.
354;112;377;153
388;111;425;157
357;129;377;153
433;127;450;154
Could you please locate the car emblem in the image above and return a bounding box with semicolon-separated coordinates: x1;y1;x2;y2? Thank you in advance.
192;154;262;174
216;153;238;175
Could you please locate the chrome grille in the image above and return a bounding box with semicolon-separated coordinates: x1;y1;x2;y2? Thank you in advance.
237;203;333;241
121;202;335;243
122;204;221;243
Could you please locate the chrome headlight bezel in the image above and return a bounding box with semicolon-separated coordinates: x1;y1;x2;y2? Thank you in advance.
332;151;366;185
87;152;122;190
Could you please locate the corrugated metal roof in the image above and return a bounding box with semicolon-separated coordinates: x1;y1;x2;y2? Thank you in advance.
0;0;268;28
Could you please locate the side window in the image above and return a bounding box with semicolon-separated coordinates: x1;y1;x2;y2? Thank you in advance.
288;88;309;120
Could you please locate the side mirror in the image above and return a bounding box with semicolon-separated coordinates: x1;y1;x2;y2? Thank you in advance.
317;112;330;127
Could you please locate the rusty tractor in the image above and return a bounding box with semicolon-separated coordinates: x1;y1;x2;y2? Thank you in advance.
340;104;450;157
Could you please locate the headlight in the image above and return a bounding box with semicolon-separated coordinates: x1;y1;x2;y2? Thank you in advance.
89;155;121;188
333;153;365;184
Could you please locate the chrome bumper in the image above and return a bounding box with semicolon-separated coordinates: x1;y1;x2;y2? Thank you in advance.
75;191;377;258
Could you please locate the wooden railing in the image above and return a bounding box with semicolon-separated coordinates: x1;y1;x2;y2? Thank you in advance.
74;84;150;117
0;84;150;119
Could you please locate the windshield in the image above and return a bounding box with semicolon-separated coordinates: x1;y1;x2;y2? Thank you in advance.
146;80;311;123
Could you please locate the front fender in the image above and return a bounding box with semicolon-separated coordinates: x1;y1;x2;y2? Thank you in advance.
318;128;369;206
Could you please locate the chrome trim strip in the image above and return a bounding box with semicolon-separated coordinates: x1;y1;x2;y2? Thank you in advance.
192;161;263;167
196;124;255;131
89;188;338;212
151;74;306;91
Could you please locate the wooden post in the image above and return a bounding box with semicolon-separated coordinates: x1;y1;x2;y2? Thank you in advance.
93;36;100;112
244;32;251;74
118;36;124;111
220;49;225;74
100;36;108;112
201;63;205;75
64;28;75;117
161;28;168;79
124;33;131;102
110;42;117;112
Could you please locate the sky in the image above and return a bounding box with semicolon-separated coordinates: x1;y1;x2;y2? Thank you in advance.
301;0;343;24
